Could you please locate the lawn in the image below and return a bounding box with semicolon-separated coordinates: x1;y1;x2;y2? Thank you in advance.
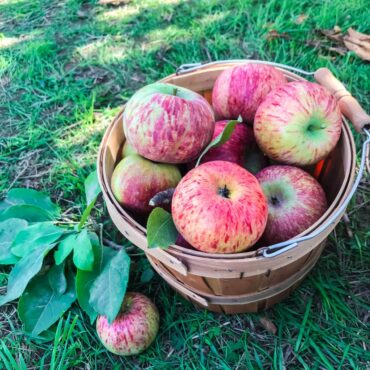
0;0;369;368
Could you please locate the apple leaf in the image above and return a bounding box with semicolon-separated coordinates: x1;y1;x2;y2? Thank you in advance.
0;205;57;223
0;188;60;220
11;222;64;257
0;218;28;265
0;243;55;306
84;170;101;206
76;241;105;324
89;248;130;324
18;267;76;336
48;263;67;295
72;229;94;271
195;120;239;167
54;233;77;265
146;208;178;249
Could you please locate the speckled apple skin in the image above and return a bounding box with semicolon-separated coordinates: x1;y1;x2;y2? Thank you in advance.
254;81;342;166
172;161;268;254
96;292;159;356
123;83;215;163
200;121;255;166
111;154;181;214
256;165;327;245
212;64;287;123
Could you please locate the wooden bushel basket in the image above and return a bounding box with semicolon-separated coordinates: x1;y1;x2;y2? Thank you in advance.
97;60;370;314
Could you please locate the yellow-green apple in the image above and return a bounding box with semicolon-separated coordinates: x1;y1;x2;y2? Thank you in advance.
96;292;159;356
122;141;137;157
256;165;327;244
111;154;181;214
172;161;268;253
254;81;342;166
198;120;254;166
123;83;215;163
212;64;287;123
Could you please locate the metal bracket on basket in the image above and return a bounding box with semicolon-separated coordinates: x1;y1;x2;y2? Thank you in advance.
259;128;370;258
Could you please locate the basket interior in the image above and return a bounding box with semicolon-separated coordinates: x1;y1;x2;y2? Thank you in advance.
99;63;355;260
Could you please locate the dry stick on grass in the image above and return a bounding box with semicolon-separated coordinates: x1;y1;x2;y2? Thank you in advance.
191;322;231;340
103;238;136;252
342;213;353;239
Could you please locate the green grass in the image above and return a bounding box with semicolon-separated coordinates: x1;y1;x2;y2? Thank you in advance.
1;0;369;368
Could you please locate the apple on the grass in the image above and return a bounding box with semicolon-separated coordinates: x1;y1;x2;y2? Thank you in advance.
111;154;181;214
254;81;342;166
172;161;268;254
199;120;255;166
123;83;215;163
256;165;327;245
96;292;159;356
212;64;287;123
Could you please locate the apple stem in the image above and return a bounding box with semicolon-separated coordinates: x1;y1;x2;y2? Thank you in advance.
218;185;230;199
173;87;178;96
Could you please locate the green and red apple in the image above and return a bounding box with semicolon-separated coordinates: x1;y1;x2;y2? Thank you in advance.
254;81;342;166
172;161;268;253
198;120;255;166
212;64;287;123
123;83;215;163
256;165;327;244
111;154;181;214
96;292;159;356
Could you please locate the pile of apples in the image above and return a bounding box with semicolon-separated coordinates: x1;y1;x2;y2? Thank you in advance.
111;63;343;254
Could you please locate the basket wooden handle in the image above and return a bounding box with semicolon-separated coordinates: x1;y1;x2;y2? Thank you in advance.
314;68;370;133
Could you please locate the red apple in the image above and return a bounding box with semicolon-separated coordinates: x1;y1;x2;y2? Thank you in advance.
256;165;327;245
123;83;215;163
111;154;181;214
96;292;159;356
172;161;268;253
199;120;254;166
254;81;342;166
212;64;287;123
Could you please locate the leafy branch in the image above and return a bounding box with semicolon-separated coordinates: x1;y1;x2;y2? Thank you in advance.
0;170;131;338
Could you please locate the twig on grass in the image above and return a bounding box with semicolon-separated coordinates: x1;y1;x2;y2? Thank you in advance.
342;213;353;238
191;321;230;340
103;238;136;252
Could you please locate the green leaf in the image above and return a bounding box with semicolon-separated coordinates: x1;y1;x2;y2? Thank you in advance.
18;267;76;336
195;120;239;167
147;208;178;249
0;218;28;265
0;243;55;306
0;188;60;218
54;231;94;271
48;263;67;295
85;170;101;206
89;248;131;323
73;229;94;271
76;241;104;324
77;198;96;231
54;233;77;265
0;205;56;223
11;222;64;257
